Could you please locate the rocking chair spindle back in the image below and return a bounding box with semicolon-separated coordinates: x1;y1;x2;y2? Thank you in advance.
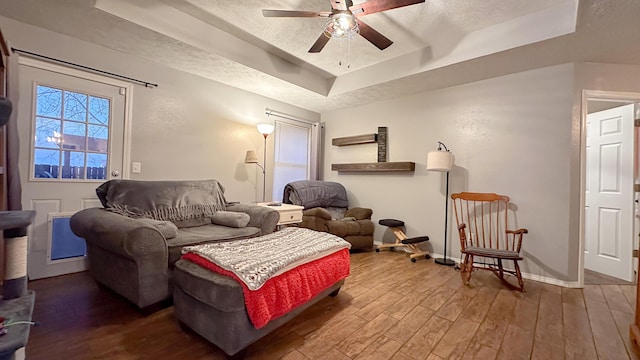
451;192;528;291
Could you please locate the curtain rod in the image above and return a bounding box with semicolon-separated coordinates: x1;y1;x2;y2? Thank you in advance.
11;48;158;88
265;108;315;124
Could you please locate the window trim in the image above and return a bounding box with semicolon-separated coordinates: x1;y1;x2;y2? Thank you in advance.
19;56;133;181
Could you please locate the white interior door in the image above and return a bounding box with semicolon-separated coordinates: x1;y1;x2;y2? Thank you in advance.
585;104;635;281
17;59;129;280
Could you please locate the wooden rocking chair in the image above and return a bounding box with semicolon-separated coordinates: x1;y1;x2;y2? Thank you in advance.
451;192;528;292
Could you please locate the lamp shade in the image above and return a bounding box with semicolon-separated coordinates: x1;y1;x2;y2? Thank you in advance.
257;123;274;135
427;150;453;172
244;150;258;164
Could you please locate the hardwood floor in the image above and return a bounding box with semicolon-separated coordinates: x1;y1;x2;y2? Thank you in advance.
25;251;640;359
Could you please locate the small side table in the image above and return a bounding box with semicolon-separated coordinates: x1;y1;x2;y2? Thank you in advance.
257;203;304;227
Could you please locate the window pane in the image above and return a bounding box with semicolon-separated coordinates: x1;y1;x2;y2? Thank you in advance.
36;85;62;118
272;121;312;201
87;125;108;152
63;91;88;121
86;153;107;180
34;149;60;178
62;121;86;151
89;96;110;125
31;86;113;182
35;118;62;149
277;125;309;164
61;151;85;179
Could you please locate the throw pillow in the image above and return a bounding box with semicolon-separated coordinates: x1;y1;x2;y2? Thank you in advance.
212;211;250;228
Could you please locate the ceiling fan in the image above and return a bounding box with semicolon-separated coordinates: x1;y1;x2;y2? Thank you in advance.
262;0;426;53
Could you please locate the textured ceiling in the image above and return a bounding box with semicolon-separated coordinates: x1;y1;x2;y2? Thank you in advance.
1;0;639;113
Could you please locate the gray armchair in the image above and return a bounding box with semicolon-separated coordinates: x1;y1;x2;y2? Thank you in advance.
282;180;374;251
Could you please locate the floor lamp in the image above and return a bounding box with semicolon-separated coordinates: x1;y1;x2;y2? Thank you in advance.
427;141;455;266
245;123;274;202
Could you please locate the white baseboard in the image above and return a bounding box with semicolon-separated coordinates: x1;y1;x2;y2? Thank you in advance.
521;272;581;288
372;247;582;288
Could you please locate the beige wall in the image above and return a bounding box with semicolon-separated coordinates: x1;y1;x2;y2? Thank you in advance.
0;16;320;204
322;62;640;284
322;64;577;282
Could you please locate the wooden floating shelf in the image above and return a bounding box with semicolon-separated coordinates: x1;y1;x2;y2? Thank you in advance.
331;162;415;172
332;134;377;146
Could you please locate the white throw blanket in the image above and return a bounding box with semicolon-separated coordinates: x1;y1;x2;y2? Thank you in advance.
182;227;351;290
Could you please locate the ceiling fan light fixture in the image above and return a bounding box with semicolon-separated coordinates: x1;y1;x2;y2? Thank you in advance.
324;12;359;39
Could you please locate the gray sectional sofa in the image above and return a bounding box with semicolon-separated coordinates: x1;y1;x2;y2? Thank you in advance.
70;179;279;310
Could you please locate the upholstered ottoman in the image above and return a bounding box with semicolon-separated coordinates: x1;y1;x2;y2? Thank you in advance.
173;228;351;356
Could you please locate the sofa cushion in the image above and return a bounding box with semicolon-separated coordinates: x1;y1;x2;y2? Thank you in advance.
173;217;212;229
138;218;178;239
345;207;372;220
166;224;261;265
327;220;360;237
211;211;250;228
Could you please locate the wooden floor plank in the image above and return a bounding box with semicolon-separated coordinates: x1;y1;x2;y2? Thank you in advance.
356;290;404;320
563;302;598;359
400;314;452;359
601;285;634;314
562;287;586;308
335;313;396;358
535;288;564;350
510;298;539;331
530;341;565;360
385;305;435;344
620;285;637;310
610;308;640;360
583;285;607;304
461;341;498;359
432;316;481;359
435;290;473;322
496;324;534;360
353;335;402;360
460;286;500;323
584;298;630;360
385;290;430;321
23;251;637;360
473;289;517;350
281;349;311;360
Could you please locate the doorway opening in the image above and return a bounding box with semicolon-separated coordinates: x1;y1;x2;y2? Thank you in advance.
580;90;640;286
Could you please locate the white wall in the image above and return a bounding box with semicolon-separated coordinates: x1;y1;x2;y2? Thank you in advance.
0;16;320;204
322;64;576;281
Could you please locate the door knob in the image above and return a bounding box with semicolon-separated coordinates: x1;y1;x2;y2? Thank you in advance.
111;170;120;177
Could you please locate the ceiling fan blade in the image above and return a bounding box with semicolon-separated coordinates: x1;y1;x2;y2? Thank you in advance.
262;9;331;17
356;19;393;50
350;0;425;16
309;33;331;53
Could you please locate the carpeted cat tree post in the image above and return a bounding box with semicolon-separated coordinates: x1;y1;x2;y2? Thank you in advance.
0;97;36;360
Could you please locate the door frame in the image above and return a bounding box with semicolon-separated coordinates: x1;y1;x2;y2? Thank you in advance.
18;56;134;180
579;89;640;286
18;56;133;278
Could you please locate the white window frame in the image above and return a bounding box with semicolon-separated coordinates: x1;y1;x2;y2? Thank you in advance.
269;111;322;201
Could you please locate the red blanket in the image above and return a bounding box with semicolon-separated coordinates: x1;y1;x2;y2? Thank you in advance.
181;248;350;329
